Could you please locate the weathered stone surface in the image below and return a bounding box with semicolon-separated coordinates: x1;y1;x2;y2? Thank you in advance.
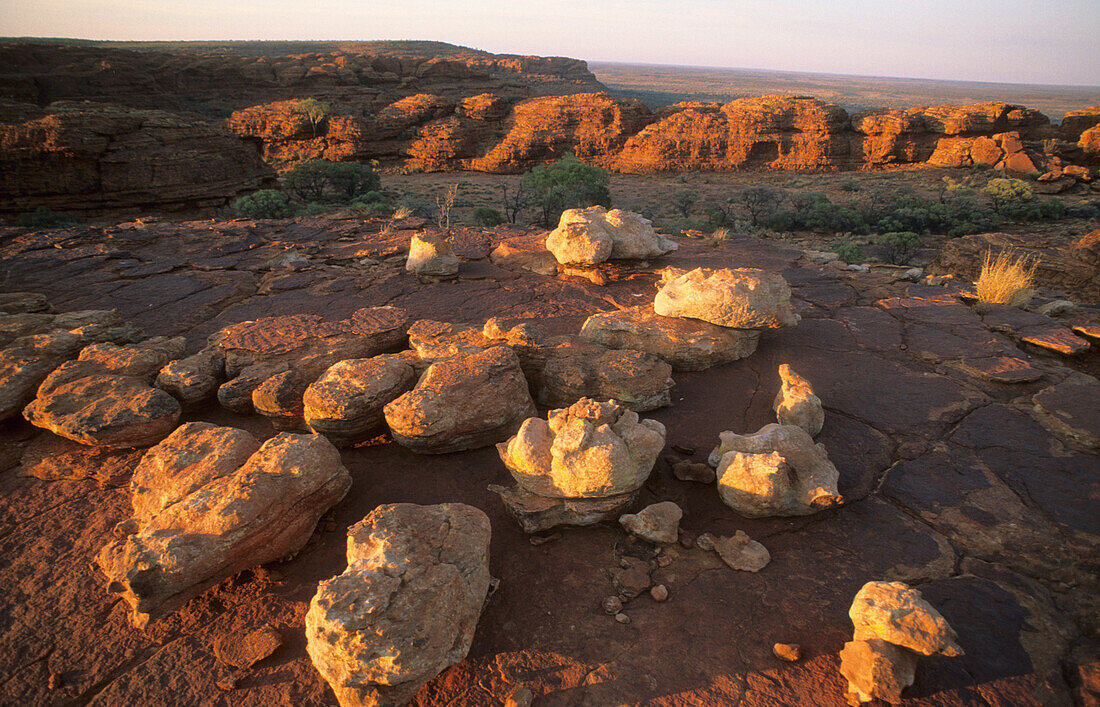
406;231;459;276
545;207;677;265
618;501;682;544
24;370;181;449
98;424;351;628
579;305;760;371
710;424;842;517
948;355;1043;383
849;581;963;657
498;398;666;498
713;530;771;572
672;459;716;483
385;346;536;454
490;484;637;533
407;319;502;363
213;626;282;670
839;638;918;705
305;503;490;707
217;361;289;414
1032;381;1100;449
772;364;824;437
19;433;143;485
155;347;226;405
538;339;673;412
251;369;310;431
654;267;799;329
489;241;557;276
0;292;51;314
303;355;416;447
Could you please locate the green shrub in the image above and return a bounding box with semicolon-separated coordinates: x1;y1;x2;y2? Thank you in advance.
302;202;330;216
17;206;79;228
982;177;1033;211
801;202;867;233
232;190;297;219
351;190;390;206
520;153;611;226
839;178;861;192
395;194;434;218
293;98;332;137
737;186;783;227
284;159;381;203
873;231;923;264
670;189;698;217
834;240;863;264
470;206;505;227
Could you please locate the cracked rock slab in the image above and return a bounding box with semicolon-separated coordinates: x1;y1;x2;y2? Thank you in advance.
306;503;491;707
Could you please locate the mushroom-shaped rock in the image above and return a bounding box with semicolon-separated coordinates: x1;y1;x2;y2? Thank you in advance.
306;503;491;707
619;501;683;543
489;484;637;534
304;355;416;447
709;424;842;517
849;581;964;657
772;364;824;436
713;530;771;572
384;346;536;454
579;305;760;371
839;638;918;705
499;398;666;498
97;424;351;628
654;267;800;329
545;206;677;265
406;231;459;276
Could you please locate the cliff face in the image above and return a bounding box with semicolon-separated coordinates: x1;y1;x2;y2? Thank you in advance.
0;43;606;116
0;103;275;213
230;92;1098;175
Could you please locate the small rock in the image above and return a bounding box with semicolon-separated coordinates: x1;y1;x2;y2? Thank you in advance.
772;364;824;437
619;501;683;544
672;460;716;483
772;643;802;662
713;531;771;572
904;267;923;281
614;612;631;624
671;444;695;455
529;532;561;546
849;581;963;657
213;626;283;670
840;638;917;704
650;584;669;602
611;557;652;598
406;231;459;276
695;532;716;552
216;674;238;691
48;672;63;690
602;596;623;614
1036;299;1075;317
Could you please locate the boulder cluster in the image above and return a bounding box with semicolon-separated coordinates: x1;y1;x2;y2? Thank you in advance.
840;581;964;704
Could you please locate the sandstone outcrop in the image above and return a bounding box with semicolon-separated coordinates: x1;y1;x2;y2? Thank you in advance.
23;337;185;448
406;231;460;276
840;581;963;704
98;424;351;628
384;346;536;453
303;355;417;447
619;501;682;544
0;307;143;421
0;102;274;214
579;305;760;371
544;207;677;265
306;503;491;707
772;364;824;436
709;424;842;517
494;398;665;532
654;267;800;329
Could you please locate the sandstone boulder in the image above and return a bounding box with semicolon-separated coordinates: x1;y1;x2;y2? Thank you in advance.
406;231;460;276
155;347;226;405
849;581;963;657
23;338;186;448
538;339;673;412
252;369;311;431
498;398;666;498
772;364;824;436
654;267;799;329
407;319;503;363
98;424;351;628
709;424;842;517
303;356;417;447
545;206;677;265
305;503;490;707
580;305;760;371
839;638;918;705
490;484;637;534
619;501;682;543
384;346;536;453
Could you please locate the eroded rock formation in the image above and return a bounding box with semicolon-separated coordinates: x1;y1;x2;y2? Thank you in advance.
306;503;491;707
544;207;677;265
654;267;800;329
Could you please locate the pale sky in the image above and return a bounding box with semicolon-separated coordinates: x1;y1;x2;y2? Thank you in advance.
2;0;1098;86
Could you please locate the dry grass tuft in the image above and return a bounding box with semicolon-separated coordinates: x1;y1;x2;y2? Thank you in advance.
391;205;413;220
712;227;730;241
975;250;1036;307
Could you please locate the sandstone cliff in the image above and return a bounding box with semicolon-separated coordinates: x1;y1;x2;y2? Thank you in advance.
0;102;275;214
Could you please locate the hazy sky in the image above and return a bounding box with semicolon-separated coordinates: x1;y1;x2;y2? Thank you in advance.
3;0;1098;86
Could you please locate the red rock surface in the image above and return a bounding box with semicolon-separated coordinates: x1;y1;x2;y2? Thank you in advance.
0;215;1096;705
